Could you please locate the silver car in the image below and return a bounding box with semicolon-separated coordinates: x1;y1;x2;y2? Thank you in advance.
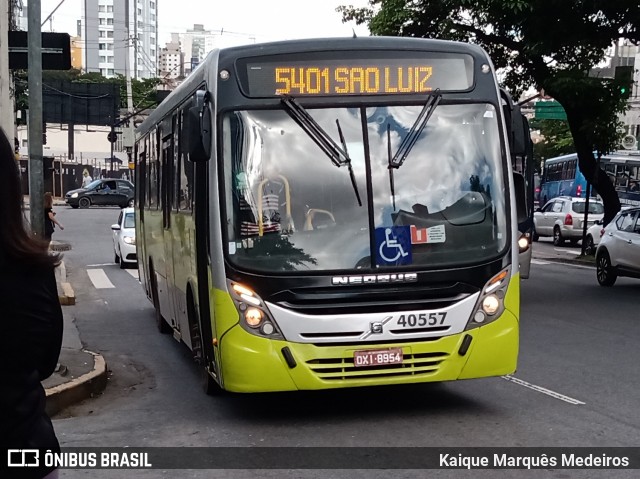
533;196;605;246
595;207;640;286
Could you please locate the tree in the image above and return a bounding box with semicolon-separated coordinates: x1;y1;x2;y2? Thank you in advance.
531;119;574;166
338;0;639;224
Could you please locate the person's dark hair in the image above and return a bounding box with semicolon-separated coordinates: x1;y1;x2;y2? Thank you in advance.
0;128;59;268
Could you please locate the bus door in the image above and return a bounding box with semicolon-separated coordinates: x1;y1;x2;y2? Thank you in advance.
160;116;181;335
168;109;193;342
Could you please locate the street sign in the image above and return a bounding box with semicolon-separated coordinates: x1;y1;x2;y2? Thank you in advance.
8;31;71;70
534;101;567;120
622;134;638;150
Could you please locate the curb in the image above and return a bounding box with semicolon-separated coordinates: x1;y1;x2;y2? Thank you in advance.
56;261;76;306
51;241;72;252
45;351;108;417
533;255;596;268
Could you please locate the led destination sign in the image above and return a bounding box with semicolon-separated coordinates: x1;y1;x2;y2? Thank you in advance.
245;55;473;97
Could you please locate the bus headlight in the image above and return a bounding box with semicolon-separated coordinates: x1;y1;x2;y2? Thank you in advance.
518;233;530;253
228;280;283;339
466;267;509;330
245;308;263;328
482;295;500;315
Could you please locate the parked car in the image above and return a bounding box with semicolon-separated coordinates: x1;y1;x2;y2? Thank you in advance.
111;207;137;269
65;179;134;209
533;196;605;246
584;221;605;255
595;207;640;286
533;172;541;210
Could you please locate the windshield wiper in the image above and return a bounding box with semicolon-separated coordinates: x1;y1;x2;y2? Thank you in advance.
281;95;362;207
335;119;362;207
389;89;442;169
387;124;396;211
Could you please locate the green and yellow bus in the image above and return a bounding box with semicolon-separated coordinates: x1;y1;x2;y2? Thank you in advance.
134;37;532;394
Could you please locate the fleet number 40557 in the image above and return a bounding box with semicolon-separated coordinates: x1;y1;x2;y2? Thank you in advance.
397;312;447;327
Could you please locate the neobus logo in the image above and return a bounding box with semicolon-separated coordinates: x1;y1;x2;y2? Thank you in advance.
331;273;418;286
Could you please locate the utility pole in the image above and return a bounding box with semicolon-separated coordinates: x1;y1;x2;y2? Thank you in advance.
124;0;135;164
28;0;45;237
0;0;15;136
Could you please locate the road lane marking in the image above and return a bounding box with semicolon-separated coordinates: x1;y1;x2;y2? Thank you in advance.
87;263;117;267
501;375;585;405
87;269;115;289
531;259;551;265
125;269;139;279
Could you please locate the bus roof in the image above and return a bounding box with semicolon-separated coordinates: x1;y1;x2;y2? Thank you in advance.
217;36;489;57
136;36;492;139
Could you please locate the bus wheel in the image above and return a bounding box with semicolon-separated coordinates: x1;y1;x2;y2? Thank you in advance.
150;266;171;334
553;226;565;246
188;293;224;396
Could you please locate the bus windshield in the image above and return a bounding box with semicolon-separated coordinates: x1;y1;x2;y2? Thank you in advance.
222;102;507;273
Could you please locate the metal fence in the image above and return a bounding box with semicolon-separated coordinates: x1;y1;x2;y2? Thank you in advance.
19;159;133;198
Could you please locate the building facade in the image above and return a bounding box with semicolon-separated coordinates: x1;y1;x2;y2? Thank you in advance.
84;0;157;79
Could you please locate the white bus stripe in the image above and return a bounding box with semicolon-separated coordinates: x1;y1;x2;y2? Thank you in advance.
502;375;585;405
87;269;116;289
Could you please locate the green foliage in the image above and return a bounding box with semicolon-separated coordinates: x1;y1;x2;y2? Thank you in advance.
530;119;574;164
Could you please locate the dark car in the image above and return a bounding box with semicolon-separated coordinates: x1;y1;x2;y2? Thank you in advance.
65;179;135;209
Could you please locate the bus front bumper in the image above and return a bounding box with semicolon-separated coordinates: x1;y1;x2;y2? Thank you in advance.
218;312;518;393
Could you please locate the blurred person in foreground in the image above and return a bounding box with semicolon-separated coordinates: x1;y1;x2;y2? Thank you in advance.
0;128;63;479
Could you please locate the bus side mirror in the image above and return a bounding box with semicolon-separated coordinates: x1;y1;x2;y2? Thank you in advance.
187;105;212;162
513;172;528;224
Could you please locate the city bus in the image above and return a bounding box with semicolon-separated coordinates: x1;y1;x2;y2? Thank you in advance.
540;151;640;207
134;37;532;394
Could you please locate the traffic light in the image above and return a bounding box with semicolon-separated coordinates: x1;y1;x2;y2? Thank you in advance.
108;130;118;143
615;66;633;99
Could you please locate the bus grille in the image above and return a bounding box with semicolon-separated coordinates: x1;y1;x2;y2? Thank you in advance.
306;352;448;381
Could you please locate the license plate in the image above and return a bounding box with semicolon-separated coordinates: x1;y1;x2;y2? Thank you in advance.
353;348;403;367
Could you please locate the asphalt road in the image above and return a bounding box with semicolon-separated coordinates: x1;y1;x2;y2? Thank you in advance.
48;206;640;479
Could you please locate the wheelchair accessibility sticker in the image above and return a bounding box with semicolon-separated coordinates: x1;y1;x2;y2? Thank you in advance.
375;226;412;266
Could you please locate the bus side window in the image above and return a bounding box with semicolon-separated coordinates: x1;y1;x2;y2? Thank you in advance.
178;106;195;212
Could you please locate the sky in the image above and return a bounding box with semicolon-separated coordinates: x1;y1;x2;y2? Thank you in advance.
39;0;371;46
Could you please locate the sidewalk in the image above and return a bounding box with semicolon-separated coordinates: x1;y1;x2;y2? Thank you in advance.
530;243;596;267
43;261;108;417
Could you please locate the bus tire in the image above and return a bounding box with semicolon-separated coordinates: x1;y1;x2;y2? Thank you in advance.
150;263;171;334
187;289;224;396
553;226;565;246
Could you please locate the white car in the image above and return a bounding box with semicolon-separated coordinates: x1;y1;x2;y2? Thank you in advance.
584;206;632;255
533;196;605;246
584;221;605;255
595;206;640;286
111;207;137;269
